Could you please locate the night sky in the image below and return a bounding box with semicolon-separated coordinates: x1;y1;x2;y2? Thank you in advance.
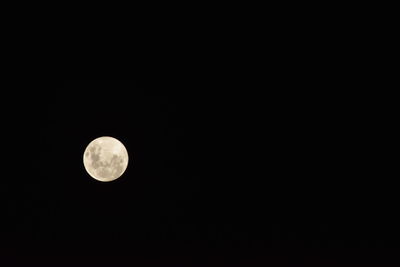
1;79;396;266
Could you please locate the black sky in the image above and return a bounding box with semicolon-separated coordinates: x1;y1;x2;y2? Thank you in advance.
1;78;396;266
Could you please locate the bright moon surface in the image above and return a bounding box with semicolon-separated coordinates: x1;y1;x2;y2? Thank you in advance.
83;136;129;182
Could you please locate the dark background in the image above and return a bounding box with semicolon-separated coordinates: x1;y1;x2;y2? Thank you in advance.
1;76;396;266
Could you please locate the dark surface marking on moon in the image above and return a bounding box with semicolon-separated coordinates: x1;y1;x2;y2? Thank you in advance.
90;145;102;169
96;154;124;178
110;155;124;177
97;167;111;179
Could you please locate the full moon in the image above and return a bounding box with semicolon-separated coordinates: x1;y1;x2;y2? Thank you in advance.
83;136;129;182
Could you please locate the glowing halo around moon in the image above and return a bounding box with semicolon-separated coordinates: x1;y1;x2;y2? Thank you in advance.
83;136;129;182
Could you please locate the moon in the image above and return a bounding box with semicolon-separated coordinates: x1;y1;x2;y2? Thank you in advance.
83;136;129;182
